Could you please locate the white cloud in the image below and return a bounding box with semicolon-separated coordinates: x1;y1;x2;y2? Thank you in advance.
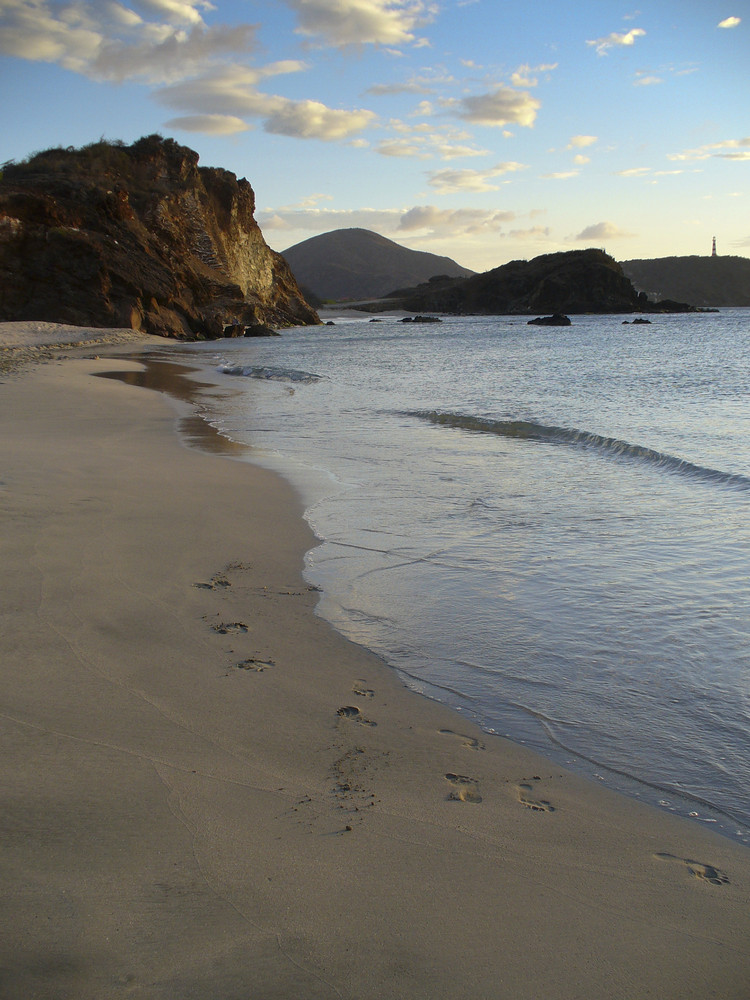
615;166;651;176
260;203;519;240
398;205;515;234
0;0;258;83
137;0;213;27
587;27;646;55
164;113;250;134
668;136;750;161
567;134;597;149
574;221;636;240
718;16;741;28
155;62;377;140
374;120;488;160
507;225;551;241
264;100;377;140
280;0;432;48
427;162;527;193
542;171;579;179
634;74;662;86
94;23;258;83
510;61;557;87
261;206;403;233
456;86;540;127
573;154;590;165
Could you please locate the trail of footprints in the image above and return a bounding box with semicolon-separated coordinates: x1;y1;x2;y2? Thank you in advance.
197;562;278;674
194;568;732;883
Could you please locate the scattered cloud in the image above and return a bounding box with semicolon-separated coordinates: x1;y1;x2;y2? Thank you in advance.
264;100;376;139
567;135;597;149
634;74;662;86
668;136;750;161
154;64;377;140
454;86;540;127
427;162;527;193
0;0;258;84
280;0;433;48
574;221;636;241
259;202;522;240
586;27;646;56
510;62;557;87
573;154;590;165
542;171;579;180
398;205;516;233
375;120;488;159
615;166;651;176
718;16;741;28
164;113;251;134
507;225;551;241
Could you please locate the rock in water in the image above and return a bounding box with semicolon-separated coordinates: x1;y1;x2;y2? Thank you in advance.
527;313;571;326
0;135;319;338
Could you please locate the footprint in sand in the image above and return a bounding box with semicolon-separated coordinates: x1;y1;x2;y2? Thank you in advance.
517;780;555;813
352;682;374;698
445;772;483;803
337;706;377;726
235;656;275;672
211;621;249;634
439;728;484;751
193;573;231;591
655;852;730;886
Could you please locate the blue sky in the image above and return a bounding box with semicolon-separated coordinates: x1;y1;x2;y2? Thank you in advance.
1;0;747;271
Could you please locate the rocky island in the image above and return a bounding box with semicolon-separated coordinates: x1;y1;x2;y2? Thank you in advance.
389;248;695;316
0;136;319;338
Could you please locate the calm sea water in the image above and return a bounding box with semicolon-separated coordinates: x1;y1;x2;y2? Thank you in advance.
172;309;750;844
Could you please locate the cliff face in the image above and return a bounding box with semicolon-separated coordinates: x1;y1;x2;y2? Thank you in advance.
400;248;692;315
0;136;319;338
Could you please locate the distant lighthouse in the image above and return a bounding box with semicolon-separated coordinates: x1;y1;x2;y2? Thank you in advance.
712;236;717;256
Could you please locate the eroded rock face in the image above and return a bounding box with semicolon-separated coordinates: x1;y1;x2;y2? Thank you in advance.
0;135;319;338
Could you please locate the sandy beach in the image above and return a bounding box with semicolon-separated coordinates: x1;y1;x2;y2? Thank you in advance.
2;324;750;999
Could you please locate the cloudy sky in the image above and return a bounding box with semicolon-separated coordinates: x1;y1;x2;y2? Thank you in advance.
1;0;747;270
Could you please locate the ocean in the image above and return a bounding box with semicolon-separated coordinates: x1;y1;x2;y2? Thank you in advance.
166;308;750;845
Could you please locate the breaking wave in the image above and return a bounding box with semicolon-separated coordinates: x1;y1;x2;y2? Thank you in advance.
408;410;750;489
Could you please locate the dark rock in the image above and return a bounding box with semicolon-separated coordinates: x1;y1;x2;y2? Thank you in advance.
401;315;442;323
242;323;278;337
0;136;319;338
527;313;571;326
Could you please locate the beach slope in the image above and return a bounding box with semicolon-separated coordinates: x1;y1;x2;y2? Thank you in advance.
1;329;749;999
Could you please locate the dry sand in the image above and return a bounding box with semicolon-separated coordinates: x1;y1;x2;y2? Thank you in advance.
1;324;749;999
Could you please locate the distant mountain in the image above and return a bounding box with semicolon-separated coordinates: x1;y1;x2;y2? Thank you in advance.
396;249;693;316
281;228;474;301
621;255;750;307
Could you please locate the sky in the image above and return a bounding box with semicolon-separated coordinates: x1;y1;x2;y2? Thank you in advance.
0;0;747;272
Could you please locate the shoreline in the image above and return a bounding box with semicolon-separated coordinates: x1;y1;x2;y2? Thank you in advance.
2;326;750;998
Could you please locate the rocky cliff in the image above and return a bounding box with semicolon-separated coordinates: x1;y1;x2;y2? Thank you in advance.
398;248;693;315
0;136;319;338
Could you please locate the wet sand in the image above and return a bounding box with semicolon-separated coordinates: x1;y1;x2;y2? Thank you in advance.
1;324;749;999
